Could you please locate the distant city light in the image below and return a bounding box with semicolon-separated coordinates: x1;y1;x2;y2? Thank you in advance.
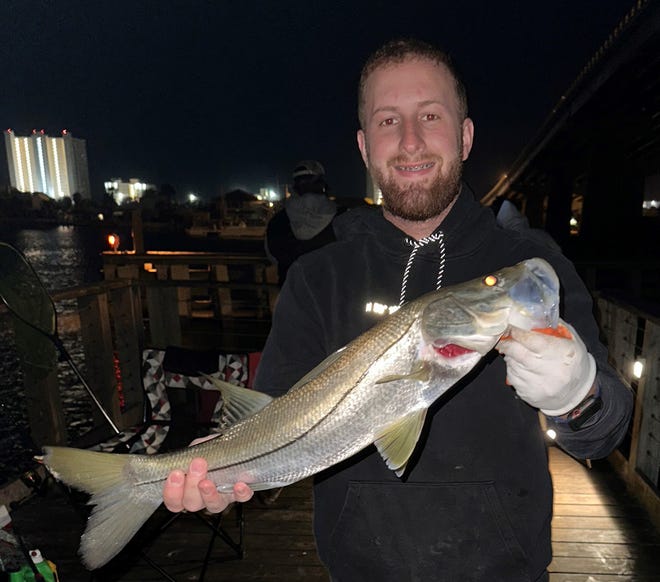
104;178;154;204
97;213;104;221
259;187;281;201
188;193;198;203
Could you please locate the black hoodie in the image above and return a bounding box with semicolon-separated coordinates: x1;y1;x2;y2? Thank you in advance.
253;188;632;582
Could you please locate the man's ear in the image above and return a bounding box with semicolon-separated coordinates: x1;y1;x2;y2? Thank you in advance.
357;129;369;167
461;118;474;161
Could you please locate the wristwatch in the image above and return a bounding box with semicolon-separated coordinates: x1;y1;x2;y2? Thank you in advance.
564;393;603;431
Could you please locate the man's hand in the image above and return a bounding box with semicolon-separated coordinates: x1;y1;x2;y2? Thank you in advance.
496;319;596;416
163;458;254;513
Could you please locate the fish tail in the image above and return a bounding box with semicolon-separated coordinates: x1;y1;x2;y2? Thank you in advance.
43;446;161;570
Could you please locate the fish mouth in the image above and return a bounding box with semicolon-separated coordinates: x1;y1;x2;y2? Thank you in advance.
432;340;477;358
431;330;506;357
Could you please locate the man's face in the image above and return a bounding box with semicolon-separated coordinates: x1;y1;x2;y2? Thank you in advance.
357;58;474;221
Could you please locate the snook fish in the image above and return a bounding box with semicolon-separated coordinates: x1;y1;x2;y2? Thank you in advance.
43;257;560;569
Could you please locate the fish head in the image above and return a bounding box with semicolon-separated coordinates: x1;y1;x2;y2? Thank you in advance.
421;258;560;358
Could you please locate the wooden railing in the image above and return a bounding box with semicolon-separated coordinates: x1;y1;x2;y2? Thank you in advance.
7;251;279;449
595;292;660;528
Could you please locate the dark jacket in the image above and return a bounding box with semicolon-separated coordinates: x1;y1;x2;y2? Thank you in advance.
254;188;632;582
265;193;337;284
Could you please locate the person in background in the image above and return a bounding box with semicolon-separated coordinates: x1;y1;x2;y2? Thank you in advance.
492;197;562;252
265;160;338;285
163;38;632;581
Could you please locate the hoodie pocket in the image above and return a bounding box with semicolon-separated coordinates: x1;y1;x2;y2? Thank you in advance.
326;480;530;582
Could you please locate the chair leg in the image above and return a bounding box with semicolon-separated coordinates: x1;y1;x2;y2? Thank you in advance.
137;552;178;582
196;504;245;581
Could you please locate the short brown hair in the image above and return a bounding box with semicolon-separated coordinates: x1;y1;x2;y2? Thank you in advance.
358;38;468;128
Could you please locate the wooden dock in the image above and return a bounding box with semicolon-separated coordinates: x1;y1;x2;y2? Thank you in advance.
5;447;659;581
548;448;660;581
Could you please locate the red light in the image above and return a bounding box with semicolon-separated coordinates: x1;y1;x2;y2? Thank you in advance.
32;129;37;134
62;129;68;135
107;234;120;252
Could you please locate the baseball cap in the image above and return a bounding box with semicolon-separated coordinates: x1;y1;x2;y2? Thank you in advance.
292;160;325;179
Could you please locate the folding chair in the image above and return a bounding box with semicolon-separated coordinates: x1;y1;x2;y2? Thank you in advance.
88;347;256;454
90;345;262;581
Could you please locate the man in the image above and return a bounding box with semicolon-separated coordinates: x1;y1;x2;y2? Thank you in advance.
163;38;632;581
265;160;338;284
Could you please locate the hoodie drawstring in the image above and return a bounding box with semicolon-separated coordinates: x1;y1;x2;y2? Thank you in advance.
399;232;446;306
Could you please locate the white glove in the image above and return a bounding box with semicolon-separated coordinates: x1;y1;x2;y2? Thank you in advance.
496;319;596;416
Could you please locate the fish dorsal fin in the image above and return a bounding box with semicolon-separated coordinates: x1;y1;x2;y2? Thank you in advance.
374;409;428;477
202;374;273;425
289;347;347;391
375;359;431;385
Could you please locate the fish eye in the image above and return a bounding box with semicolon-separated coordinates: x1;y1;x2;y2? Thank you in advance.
483;275;498;287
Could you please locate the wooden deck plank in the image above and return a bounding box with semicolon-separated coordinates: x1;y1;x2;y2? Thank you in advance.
549;556;659;576
548;447;660;581
552;528;651;544
5;446;659;581
550;575;660;581
552;541;660;558
554;504;645;517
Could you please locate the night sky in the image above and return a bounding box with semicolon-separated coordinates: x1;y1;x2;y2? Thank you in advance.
1;0;634;201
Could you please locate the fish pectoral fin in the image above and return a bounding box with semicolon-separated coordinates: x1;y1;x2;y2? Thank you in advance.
374;409;428;478
202;374;273;425
375;360;432;385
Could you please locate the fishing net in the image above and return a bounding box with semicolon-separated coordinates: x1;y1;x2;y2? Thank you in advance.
0;242;57;371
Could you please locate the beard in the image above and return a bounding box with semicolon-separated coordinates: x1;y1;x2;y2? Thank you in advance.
372;154;464;222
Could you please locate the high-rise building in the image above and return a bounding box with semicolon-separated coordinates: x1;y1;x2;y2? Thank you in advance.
3;129;91;199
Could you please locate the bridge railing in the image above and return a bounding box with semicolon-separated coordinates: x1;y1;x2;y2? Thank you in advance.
596;292;660;527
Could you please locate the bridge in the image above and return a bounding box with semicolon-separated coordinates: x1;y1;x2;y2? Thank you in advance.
482;0;659;300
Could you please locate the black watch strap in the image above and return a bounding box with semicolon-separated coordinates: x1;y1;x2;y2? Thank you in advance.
565;394;603;431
